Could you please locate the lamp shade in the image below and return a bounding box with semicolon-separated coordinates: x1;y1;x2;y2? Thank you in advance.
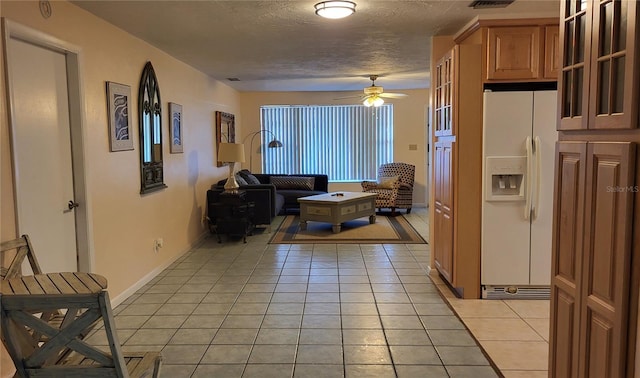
218;142;246;163
268;139;283;148
314;1;356;19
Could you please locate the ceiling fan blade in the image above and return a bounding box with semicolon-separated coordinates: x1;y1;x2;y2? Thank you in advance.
333;95;362;100
379;93;408;98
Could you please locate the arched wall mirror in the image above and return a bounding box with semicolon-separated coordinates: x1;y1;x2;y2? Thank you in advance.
138;61;167;194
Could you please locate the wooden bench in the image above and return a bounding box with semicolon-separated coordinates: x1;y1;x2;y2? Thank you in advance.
0;234;43;280
1;236;162;377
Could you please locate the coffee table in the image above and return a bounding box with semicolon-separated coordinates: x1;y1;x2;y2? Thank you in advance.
297;192;377;233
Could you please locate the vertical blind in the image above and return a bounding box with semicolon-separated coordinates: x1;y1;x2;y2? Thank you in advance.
260;105;393;181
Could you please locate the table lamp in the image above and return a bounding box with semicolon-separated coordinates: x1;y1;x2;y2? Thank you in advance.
217;142;246;193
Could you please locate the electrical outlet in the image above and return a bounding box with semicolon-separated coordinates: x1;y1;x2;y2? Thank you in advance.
154;238;163;252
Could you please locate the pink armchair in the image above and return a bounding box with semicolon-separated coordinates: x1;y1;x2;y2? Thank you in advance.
361;163;415;214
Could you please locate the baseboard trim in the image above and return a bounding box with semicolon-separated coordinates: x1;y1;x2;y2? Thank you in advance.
110;231;210;307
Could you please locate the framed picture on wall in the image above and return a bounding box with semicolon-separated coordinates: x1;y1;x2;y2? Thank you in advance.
169;102;183;153
106;81;134;152
215;111;235;167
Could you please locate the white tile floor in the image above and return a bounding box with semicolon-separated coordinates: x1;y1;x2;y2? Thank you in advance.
431;273;551;377
87;208;503;377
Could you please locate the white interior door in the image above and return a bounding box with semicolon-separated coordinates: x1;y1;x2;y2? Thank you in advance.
8;37;78;273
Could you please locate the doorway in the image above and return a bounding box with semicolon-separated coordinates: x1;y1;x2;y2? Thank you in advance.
3;20;91;273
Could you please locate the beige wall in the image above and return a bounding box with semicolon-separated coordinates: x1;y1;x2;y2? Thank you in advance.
239;89;430;207
0;1;236;299
0;1;429;302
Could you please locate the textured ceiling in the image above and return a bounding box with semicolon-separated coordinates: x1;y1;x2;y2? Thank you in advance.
72;0;560;92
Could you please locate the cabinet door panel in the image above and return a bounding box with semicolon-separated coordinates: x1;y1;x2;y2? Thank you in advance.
434;51;454;137
487;26;541;80
433;144;446;278
433;141;454;283
558;0;592;130
579;141;635;377
549;141;586;378
544;25;561;79
589;0;638;129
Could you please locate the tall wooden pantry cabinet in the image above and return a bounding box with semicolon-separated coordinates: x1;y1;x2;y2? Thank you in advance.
431;43;483;299
549;0;640;376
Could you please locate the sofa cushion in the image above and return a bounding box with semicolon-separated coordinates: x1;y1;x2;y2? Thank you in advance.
238;170;261;185
235;174;248;186
270;176;315;190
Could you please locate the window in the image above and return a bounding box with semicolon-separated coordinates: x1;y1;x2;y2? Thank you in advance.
260;105;393;182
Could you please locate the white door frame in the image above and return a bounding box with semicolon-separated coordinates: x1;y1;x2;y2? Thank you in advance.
2;19;94;272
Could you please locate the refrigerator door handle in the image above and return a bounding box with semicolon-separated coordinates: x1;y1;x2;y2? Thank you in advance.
524;136;532;220
532;136;542;220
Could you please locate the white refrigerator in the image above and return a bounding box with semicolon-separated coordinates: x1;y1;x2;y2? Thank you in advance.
481;90;557;299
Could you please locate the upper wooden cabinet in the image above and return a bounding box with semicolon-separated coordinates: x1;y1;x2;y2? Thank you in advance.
544;25;561;79
487;26;542;81
558;0;639;130
434;50;454;137
485;24;559;82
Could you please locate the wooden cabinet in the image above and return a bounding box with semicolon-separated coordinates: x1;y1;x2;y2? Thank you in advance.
550;141;636;377
485;24;559;82
487;26;541;81
544;25;560;79
434;50;454;136
550;0;640;376
433;140;454;283
558;0;639;131
579;142;635;377
549;142;586;378
431;44;483;298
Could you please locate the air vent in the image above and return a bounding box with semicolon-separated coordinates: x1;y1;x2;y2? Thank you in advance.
469;0;515;9
482;285;550;300
227;78;240;81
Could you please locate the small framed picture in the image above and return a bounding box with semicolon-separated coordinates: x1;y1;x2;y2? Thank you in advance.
106;82;134;152
169;102;183;153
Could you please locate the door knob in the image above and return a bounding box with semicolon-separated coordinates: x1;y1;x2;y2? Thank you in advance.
68;200;79;210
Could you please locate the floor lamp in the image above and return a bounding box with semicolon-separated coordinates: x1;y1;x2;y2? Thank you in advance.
217;143;245;193
242;130;283;172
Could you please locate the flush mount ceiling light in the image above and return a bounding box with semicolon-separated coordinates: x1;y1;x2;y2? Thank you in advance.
314;1;356;19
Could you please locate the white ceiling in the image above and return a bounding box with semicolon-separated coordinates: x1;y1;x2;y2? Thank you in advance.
72;0;560;92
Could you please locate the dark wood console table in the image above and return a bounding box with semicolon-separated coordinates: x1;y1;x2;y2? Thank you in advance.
209;190;255;243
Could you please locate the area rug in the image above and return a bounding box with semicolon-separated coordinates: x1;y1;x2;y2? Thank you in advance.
269;215;426;244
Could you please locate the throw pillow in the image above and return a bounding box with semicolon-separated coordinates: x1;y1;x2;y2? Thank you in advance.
270;176;315;190
377;175;399;189
238;169;261;185
234;174;248;186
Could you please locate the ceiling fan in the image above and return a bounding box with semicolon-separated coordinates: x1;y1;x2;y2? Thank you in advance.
336;75;408;107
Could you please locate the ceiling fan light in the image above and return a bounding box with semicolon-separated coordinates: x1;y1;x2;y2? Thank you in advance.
363;96;384;107
314;1;356;19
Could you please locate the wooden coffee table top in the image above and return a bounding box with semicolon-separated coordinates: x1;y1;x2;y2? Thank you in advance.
298;192;377;204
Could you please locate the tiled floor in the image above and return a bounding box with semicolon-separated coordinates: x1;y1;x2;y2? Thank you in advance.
431;274;551;378
87;208;502;377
